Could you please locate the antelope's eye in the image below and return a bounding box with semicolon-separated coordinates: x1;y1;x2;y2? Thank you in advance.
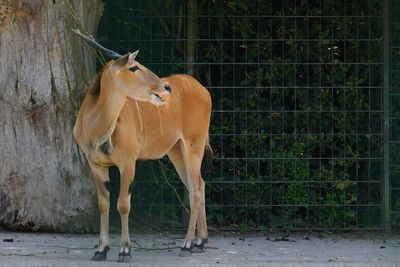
129;65;139;72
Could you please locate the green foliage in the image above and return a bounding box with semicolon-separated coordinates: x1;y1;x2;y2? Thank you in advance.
99;0;384;230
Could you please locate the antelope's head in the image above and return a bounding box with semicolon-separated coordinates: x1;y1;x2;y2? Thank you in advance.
103;51;171;105
72;29;170;105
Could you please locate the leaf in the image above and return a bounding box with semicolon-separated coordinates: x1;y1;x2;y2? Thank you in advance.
336;182;350;191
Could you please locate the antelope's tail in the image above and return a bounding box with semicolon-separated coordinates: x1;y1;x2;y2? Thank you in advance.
201;137;213;175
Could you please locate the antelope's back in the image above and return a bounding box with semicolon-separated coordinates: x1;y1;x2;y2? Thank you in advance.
164;74;211;110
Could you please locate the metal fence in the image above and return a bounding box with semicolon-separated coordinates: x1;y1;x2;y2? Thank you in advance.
96;0;398;231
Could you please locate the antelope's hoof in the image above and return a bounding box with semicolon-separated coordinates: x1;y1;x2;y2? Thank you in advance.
91;246;110;261
118;247;132;263
192;238;207;253
179;247;192;257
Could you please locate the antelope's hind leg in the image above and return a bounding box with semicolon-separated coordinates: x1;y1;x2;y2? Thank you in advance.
178;141;206;257
90;164;111;261
191;176;208;253
116;163;135;263
168;141;209;256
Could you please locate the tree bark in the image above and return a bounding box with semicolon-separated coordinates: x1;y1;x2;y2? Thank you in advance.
0;0;103;232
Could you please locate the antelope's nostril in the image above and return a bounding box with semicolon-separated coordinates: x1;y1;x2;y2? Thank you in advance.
164;84;172;93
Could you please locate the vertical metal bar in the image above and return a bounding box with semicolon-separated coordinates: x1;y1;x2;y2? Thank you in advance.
257;0;261;228
186;0;197;76
269;0;273;230
383;0;391;233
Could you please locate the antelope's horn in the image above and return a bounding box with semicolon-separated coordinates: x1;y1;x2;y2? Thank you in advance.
72;29;122;59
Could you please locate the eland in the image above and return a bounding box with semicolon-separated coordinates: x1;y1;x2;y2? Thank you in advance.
72;30;212;262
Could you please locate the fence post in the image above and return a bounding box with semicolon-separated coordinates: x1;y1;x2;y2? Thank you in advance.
186;0;197;76
383;0;391;234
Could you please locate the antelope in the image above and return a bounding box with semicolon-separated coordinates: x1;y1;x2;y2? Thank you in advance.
72;30;212;262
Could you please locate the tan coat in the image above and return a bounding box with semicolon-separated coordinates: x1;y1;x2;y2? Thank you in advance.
73;52;212;260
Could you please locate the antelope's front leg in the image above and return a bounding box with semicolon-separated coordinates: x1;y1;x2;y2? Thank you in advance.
90;164;111;261
117;163;135;263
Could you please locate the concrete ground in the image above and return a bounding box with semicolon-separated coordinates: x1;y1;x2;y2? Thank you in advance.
0;231;399;267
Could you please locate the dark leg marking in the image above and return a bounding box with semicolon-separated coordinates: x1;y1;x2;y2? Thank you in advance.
100;140;113;155
104;181;111;192
91;246;110;261
118;242;132;263
192;238;208;253
179;240;194;257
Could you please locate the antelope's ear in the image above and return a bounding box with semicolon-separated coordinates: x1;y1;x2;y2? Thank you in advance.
113;51;139;69
125;50;139;68
128;50;139;63
113;53;130;69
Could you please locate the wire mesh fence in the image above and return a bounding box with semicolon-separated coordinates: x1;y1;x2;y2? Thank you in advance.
96;0;394;231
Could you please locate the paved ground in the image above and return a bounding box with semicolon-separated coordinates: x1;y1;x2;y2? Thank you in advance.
0;231;399;267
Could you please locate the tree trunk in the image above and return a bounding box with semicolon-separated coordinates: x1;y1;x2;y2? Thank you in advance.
0;0;103;232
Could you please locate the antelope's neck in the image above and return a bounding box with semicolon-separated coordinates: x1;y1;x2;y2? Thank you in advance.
85;88;126;147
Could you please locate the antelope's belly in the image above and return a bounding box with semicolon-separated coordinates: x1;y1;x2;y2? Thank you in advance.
137;135;179;160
